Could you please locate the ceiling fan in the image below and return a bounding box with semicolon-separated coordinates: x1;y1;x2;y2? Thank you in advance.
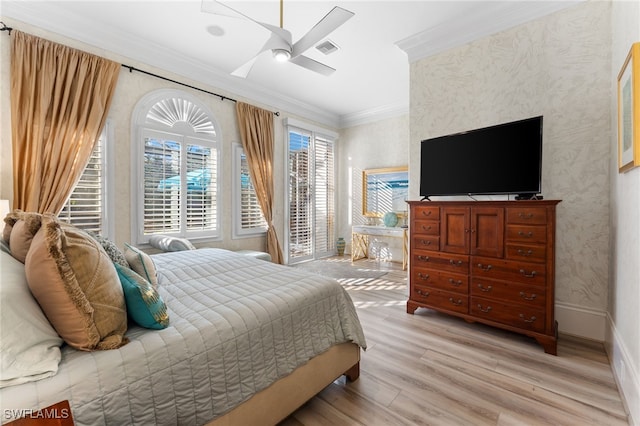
201;0;354;78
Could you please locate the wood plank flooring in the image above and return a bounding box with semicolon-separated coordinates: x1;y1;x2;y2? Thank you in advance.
284;257;629;426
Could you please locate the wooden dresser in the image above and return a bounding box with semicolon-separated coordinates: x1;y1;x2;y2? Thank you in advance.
407;200;561;354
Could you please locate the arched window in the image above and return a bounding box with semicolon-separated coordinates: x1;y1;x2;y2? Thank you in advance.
132;89;220;243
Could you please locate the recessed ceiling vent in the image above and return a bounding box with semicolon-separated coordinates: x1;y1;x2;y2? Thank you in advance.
315;40;339;55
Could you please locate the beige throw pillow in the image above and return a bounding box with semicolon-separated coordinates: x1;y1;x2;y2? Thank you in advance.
8;212;42;263
25;215;128;351
2;209;22;244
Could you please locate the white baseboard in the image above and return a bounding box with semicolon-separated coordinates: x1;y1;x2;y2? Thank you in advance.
555;302;606;341
606;313;639;426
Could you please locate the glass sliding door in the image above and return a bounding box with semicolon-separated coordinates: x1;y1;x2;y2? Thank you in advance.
286;127;335;264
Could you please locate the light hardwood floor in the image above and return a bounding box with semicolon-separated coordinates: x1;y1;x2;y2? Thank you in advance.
283;256;629;426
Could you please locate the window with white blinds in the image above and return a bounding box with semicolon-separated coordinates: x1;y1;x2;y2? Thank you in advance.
286;126;335;264
313;136;335;256
233;143;267;238
133;90;220;243
59;126;107;235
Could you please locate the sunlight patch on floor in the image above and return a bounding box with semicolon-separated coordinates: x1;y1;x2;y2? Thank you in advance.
353;300;406;308
341;283;406;291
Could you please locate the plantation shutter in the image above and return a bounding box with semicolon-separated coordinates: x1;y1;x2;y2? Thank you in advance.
287;127;336;263
314;136;335;256
135;92;220;243
288;130;313;260
143;135;181;234
59;131;104;234
240;152;267;231
185;143;217;231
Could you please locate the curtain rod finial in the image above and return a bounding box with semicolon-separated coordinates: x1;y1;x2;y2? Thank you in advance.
0;22;13;35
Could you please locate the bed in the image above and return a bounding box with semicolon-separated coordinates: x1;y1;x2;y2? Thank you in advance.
0;241;366;425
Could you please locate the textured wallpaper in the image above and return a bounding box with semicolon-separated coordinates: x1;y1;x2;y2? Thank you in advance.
409;1;612;312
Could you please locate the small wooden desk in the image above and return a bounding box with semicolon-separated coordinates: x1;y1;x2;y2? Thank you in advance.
351;225;408;270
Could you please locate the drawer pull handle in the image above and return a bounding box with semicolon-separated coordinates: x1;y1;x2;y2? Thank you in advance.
418;255;430;262
450;259;463;266
518;231;534;238
519;291;537;301
477;304;492;313
477;263;492;272
448;278;462;287
418;273;430;280
477;284;493;292
416;289;430;297
422;225;432;231
422;210;432;217
449;298;463;306
517;249;533;257
519;314;537;323
518;212;534;219
421;240;432;246
519;269;537;278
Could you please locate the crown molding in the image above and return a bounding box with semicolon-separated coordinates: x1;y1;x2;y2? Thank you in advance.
339;102;408;129
396;1;583;63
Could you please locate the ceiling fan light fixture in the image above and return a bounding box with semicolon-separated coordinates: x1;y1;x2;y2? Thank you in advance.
273;48;291;62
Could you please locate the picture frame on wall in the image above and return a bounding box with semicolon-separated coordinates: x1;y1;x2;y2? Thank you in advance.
618;42;640;173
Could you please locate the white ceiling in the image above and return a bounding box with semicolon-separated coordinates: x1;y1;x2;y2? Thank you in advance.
2;0;581;128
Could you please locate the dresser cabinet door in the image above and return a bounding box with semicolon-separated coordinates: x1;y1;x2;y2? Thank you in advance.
441;207;469;254
470;207;504;257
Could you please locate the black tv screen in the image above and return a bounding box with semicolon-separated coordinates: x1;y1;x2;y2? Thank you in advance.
420;116;543;198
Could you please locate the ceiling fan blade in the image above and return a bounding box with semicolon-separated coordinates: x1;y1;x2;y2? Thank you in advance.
289;55;336;76
231;33;288;78
291;7;354;58
231;55;261;78
201;0;245;19
202;0;292;45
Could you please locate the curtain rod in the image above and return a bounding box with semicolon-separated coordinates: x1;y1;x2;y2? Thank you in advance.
122;65;280;116
0;21;13;34
0;23;279;116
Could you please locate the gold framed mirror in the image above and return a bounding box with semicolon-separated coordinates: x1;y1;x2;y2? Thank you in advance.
362;166;409;217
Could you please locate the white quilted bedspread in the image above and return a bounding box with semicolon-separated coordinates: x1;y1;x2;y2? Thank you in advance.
1;249;366;425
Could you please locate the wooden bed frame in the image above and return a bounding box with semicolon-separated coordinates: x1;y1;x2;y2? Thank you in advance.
208;342;361;426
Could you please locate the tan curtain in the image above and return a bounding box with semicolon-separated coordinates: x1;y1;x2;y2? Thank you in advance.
236;102;284;264
10;31;120;213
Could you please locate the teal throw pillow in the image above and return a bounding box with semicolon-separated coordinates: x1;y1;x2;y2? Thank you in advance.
115;264;169;330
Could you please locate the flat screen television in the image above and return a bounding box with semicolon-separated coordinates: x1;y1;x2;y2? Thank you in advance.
420;116;543;199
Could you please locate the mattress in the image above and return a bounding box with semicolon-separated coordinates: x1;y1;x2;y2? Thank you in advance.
0;248;366;425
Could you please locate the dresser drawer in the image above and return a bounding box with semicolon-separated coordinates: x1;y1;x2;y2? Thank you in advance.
413;220;439;235
471;297;545;332
412;235;440;251
413;250;469;273
506;207;547;225
413;206;440;220
505;243;546;263
506;224;547;244
470;278;545;309
471;256;546;286
411;267;468;294
411;285;468;314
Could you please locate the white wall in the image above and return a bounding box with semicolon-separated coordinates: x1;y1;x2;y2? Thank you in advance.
338;115;409;262
608;1;640;423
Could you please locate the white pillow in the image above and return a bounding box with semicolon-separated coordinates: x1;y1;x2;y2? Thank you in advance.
148;235;196;252
0;251;63;388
